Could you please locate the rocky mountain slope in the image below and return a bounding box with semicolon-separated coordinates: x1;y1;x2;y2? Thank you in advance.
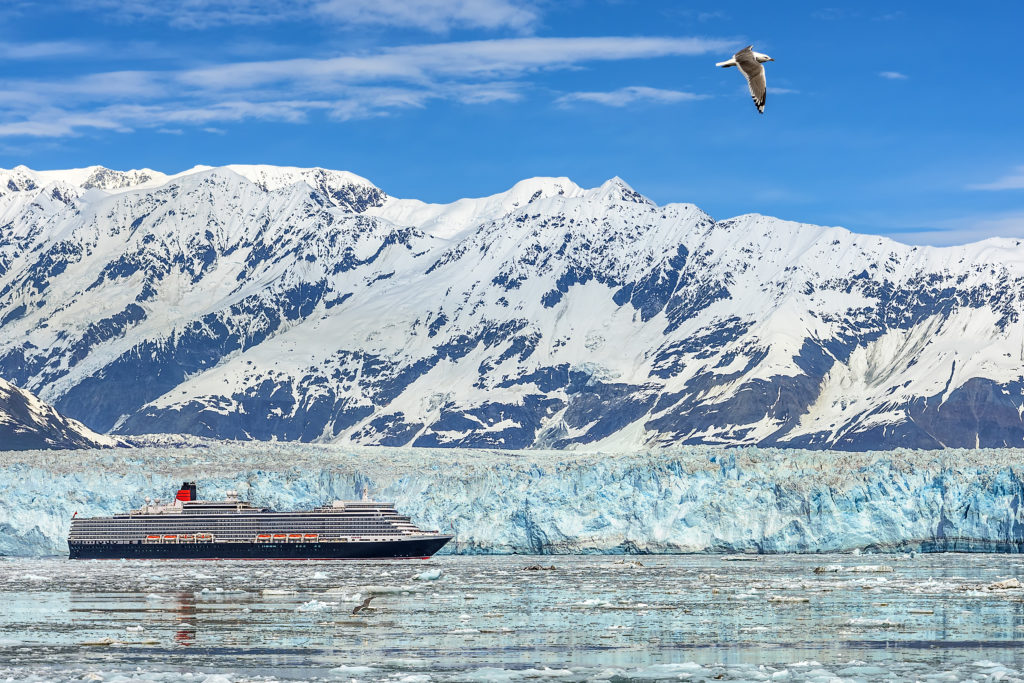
1;164;1022;450
0;377;118;450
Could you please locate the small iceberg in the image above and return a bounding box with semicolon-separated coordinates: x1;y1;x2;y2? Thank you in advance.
296;599;338;612
414;568;443;581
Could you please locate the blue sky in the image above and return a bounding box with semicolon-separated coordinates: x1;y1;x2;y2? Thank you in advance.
1;0;1022;245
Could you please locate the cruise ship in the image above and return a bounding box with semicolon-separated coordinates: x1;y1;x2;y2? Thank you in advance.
68;482;453;560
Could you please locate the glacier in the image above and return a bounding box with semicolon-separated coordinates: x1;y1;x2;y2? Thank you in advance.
2;441;1024;557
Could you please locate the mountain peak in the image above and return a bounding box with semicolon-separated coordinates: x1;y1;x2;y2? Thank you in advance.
591;176;651;204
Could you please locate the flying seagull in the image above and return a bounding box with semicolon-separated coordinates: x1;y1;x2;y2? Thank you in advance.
352;595;375;615
716;46;774;114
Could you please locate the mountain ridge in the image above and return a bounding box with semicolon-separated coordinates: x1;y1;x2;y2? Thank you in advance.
1;164;1022;450
0;377;119;450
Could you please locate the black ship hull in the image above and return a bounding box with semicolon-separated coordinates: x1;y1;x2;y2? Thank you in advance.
69;536;452;560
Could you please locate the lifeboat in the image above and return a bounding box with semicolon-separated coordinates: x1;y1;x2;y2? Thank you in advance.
256;534;271;540
288;534;302;541
179;534;195;542
163;535;177;541
196;533;214;542
272;534;287;540
146;535;160;542
304;534;318;540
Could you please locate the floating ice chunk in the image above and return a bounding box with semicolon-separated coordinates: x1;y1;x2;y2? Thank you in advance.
362;584;416;594
22;574;48;581
768;596;809;603
414;568;442;581
329;665;378;676
81;637;120;646
311;571;328;580
848;565;894;573
125;625;144;632
813;565;892;574
985;577;1022;590
145;593;165;601
296;599;338;612
846;617;900;628
261;588;298;596
722;555;760;562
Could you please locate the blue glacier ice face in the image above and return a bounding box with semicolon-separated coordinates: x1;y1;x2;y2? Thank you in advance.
2;443;1024;557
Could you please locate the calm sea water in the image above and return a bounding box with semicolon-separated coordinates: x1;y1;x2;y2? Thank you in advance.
2;553;1024;681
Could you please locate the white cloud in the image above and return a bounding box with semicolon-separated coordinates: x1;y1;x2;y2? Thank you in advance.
879;71;908;80
557;86;708;107
313;0;538;32
76;0;539;32
968;166;1024;191
177;37;734;90
0;40;93;60
886;212;1024;246
0;36;733;137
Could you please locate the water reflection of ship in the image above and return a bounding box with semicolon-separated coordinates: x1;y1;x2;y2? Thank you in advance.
174;592;197;646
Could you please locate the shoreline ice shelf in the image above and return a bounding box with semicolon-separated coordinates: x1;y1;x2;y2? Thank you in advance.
4;442;1024;557
68;481;452;560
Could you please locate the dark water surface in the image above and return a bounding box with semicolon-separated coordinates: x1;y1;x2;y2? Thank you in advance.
2;553;1024;681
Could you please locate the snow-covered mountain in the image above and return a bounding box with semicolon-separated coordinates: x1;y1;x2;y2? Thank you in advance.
1;164;1022;450
0;377;117;450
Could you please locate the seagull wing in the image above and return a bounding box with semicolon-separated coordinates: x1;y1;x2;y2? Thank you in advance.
734;48;766;113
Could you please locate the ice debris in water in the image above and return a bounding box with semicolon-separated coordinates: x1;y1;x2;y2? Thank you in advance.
985;578;1022;590
813;565;894;574
415;568;443;581
847;617;901;628
296;599;338;612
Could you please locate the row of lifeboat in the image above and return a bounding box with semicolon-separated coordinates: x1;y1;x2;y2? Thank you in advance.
143;533;323;543
144;533;215;543
256;533;319;542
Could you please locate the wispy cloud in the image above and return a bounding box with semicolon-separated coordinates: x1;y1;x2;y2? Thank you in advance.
0;40;94;60
314;0;539;32
70;0;540;32
0;36;733;137
879;71;908;80
557;86;708;107
886;212;1024;246
968;165;1024;191
812;8;859;20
